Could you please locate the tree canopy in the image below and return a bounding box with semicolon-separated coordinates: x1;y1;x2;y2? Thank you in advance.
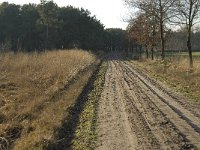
0;0;117;52
125;0;200;68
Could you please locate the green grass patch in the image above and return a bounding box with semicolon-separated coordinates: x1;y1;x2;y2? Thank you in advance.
155;52;200;59
71;61;108;150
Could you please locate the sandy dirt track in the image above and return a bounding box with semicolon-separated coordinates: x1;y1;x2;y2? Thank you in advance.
95;55;200;150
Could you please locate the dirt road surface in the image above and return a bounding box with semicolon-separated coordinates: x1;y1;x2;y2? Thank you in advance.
95;55;200;150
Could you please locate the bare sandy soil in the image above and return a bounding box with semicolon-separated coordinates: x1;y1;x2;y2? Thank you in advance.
95;55;200;150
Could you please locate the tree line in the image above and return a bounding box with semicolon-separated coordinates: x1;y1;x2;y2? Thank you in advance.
166;29;200;51
0;0;130;52
125;0;200;68
2;0;199;68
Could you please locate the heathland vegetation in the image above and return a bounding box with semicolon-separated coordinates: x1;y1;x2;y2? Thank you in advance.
0;50;98;149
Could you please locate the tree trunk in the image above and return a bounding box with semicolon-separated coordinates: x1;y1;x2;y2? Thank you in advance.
46;24;49;50
136;45;139;59
187;27;193;68
139;45;142;59
145;45;149;59
151;46;154;60
159;0;165;60
160;24;165;60
187;1;193;69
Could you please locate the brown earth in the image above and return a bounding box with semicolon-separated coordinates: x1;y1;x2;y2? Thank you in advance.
95;54;200;150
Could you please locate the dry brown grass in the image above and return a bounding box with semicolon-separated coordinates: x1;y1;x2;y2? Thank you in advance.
131;57;200;102
0;49;97;149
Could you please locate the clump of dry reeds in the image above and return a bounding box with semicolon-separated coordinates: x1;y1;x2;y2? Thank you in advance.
0;49;97;149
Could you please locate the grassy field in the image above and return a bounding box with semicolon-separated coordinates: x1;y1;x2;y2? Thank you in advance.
0;50;98;149
155;52;200;61
131;55;200;102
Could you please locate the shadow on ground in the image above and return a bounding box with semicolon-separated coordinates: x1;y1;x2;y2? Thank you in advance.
46;63;101;150
105;52;140;61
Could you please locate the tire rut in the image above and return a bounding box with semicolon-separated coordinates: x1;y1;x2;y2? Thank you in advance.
95;57;199;150
96;62;137;150
121;61;200;148
118;61;191;149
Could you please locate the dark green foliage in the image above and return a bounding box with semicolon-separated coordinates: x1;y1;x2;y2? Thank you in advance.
0;2;21;51
0;1;120;52
37;0;59;49
20;4;41;51
105;28;129;52
57;7;106;50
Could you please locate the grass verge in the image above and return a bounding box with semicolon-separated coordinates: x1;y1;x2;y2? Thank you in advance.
130;58;200;103
46;61;107;150
70;61;107;150
47;62;107;150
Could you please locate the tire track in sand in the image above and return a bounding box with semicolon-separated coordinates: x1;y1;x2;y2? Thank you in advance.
95;56;199;150
95;61;137;150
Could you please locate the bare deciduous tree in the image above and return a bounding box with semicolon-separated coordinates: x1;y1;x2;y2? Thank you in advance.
175;0;200;68
125;0;177;60
127;12;160;60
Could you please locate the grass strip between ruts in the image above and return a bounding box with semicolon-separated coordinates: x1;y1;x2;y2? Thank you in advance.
71;61;108;150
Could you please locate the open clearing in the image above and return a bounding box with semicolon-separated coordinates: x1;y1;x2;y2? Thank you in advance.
1;52;200;150
95;54;200;150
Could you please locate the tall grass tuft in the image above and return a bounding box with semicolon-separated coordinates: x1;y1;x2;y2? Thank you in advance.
0;49;97;149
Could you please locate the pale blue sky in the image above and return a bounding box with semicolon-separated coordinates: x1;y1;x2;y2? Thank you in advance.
0;0;130;29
